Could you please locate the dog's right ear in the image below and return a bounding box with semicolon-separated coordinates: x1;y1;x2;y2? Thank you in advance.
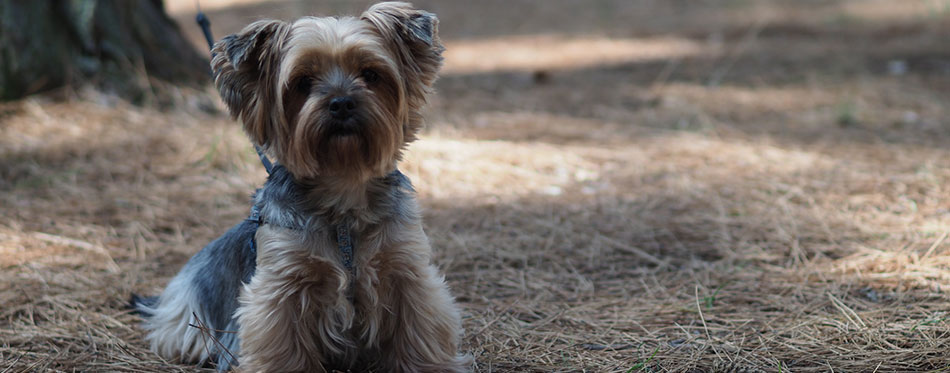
211;20;290;147
361;2;444;88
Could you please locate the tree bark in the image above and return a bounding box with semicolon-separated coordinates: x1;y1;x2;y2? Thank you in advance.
0;0;209;101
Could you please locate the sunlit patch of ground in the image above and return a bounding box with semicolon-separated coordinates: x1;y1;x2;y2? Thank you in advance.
3;0;950;371
442;36;711;74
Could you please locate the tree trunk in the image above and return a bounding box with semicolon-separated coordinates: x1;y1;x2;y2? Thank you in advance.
0;0;209;101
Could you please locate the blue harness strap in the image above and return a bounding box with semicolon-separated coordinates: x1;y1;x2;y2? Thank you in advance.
246;202;357;291
254;145;274;174
246;205;263;259
336;221;357;300
336;222;356;277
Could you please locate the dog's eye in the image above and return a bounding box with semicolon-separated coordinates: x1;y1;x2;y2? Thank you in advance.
361;69;380;84
295;77;314;93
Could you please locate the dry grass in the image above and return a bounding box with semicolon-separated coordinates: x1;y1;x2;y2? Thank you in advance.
4;0;950;371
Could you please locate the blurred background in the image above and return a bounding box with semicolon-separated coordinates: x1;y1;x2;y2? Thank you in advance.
2;0;950;371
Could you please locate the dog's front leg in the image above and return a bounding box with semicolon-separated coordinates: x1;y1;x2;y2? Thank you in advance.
235;226;352;373
375;238;470;373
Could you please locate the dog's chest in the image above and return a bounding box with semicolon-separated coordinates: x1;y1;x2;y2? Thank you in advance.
254;221;397;355
255;221;389;299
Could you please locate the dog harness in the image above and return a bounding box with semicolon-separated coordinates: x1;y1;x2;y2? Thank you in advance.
246;204;358;284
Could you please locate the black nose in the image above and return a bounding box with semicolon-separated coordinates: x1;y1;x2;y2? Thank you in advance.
328;96;356;120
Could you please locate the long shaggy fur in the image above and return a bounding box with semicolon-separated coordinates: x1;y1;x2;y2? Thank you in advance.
134;2;469;372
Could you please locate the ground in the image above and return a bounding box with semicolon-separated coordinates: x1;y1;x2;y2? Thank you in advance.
3;0;950;371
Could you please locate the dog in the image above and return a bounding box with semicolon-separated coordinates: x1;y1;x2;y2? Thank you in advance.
131;3;469;371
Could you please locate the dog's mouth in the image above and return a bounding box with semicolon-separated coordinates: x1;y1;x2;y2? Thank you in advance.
326;126;357;138
324;118;362;138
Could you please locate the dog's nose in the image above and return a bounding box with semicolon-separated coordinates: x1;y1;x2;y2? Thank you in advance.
328;96;356;120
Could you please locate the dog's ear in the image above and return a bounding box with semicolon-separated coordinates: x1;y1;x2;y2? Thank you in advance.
362;2;443;142
211;20;290;146
361;2;444;88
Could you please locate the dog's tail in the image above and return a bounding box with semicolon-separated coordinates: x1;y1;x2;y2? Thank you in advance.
128;293;159;317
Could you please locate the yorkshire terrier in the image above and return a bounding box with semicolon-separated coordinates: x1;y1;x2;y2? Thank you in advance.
132;2;468;372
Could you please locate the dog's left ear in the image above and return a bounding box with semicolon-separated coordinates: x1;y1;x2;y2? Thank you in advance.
211;20;290;148
361;2;444;88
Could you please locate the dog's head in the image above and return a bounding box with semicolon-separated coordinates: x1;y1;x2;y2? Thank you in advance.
211;2;443;182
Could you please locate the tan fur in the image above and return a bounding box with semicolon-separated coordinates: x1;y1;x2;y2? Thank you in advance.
238;208;468;372
210;2;442;184
236;225;354;372
371;224;468;372
210;2;468;371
